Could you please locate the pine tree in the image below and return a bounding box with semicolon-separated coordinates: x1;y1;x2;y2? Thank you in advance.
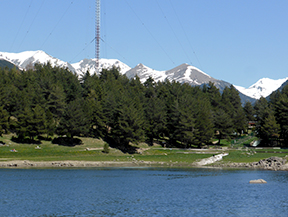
144;96;166;145
194;97;214;147
261;111;280;146
220;85;246;135
55;66;82;103
110;94;145;148
85;89;105;138
243;101;255;122
0;106;9;136
47;84;66;120
254;97;271;142
206;81;221;110
14;105;46;140
274;92;288;145
143;78;166;145
166;100;182;147
44;109;56;138
29;105;46;139
214;108;234;145
57;99;89;138
14;107;33;139
179;104;196;148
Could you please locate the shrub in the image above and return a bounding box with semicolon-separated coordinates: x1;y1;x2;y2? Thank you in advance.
103;142;110;154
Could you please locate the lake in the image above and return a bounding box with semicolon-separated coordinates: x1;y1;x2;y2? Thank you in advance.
1;167;288;216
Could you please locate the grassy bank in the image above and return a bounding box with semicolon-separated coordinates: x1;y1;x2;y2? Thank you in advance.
1;134;288;166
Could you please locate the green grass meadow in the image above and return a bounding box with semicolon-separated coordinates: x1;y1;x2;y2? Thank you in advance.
1;134;287;166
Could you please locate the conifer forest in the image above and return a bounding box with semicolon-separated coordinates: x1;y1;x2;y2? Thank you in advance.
0;64;287;150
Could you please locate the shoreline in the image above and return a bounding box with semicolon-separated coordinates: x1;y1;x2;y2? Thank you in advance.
1;159;288;171
0;160;172;168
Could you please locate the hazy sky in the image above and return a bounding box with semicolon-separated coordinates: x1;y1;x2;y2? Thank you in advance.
1;0;288;88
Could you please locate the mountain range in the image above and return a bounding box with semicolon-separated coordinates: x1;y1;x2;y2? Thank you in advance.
1;50;287;104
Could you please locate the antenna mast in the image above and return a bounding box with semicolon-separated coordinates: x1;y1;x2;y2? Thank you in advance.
95;0;100;72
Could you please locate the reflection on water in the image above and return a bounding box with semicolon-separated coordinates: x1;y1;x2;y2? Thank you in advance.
0;168;288;216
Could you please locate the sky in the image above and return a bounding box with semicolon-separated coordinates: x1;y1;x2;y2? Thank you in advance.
1;0;288;88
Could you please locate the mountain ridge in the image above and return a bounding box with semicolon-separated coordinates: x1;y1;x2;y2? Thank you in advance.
0;50;285;103
235;77;288;99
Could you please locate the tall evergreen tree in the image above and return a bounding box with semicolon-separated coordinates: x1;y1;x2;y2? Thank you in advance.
178;97;196;148
57;99;89;138
194;97;214;147
206;81;221;110
44;109;55;138
14;105;46;140
0;106;9;136
214;108;234;145
274;91;288;145
29;105;46;138
144;95;166;145
85;89;105;138
143;77;167;145
166;100;183;147
47;84;66;120
110;93;145;148
243;101;255;122
221;85;246;134
261;111;280;146
254;97;271;143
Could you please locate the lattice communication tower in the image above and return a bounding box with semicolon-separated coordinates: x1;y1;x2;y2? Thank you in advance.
95;0;100;71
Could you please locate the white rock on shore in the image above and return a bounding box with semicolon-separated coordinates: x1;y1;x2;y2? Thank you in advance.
196;153;228;166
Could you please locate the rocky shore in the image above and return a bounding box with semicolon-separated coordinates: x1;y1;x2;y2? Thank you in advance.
1;156;288;170
0;160;158;168
214;156;288;171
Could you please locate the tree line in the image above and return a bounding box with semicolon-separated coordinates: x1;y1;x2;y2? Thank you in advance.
0;63;287;150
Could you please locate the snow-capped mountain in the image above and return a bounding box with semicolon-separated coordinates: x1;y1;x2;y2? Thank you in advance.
234;77;288;99
0;50;287;102
72;58;131;75
126;63;232;93
126;63;220;86
0;50;75;72
125;63;166;83
0;50;130;76
166;64;212;85
165;63;216;85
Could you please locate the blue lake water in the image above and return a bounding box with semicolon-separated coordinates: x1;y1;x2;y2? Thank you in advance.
0;167;288;217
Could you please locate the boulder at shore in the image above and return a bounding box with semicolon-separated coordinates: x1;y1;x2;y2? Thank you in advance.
249;179;267;184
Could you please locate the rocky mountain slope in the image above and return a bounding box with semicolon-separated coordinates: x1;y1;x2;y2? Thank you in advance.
0;59;19;70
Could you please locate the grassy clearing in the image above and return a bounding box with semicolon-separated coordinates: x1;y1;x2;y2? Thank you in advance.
0;134;121;161
0;134;211;164
222;149;288;163
1;134;288;165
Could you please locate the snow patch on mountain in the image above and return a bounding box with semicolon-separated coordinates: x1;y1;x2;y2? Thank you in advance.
0;50;74;71
0;50;130;76
234;77;288;99
72;58;131;75
164;63;215;86
125;63;166;83
177;65;210;85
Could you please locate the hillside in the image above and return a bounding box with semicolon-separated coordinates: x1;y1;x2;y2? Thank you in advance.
0;59;19;70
